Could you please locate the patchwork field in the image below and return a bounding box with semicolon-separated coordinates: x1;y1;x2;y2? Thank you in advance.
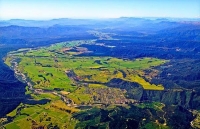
5;101;79;129
4;40;168;128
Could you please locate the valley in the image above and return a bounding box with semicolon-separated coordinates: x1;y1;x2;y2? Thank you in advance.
0;17;199;129
1;38;197;129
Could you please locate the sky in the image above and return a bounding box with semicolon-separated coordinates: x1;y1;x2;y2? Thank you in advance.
0;0;199;20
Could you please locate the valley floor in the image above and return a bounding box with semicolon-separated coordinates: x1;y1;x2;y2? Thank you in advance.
1;40;197;129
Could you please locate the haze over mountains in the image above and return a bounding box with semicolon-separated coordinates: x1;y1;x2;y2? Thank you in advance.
0;17;199;26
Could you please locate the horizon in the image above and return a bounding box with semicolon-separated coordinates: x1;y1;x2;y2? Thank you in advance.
1;16;200;21
0;0;199;20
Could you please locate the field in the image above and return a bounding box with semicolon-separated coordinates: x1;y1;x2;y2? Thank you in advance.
5;102;79;129
4;40;168;128
6;40;166;90
5;40;167;104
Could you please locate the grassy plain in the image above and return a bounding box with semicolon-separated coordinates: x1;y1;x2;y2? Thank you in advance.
4;40;167;128
5;100;79;129
6;40;166;91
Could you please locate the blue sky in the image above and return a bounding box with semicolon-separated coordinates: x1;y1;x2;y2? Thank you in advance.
0;0;199;20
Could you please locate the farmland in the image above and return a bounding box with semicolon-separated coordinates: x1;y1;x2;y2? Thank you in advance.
6;40;166;91
2;40;169;128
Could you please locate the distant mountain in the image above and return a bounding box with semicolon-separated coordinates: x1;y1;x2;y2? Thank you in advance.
0;25;96;47
0;17;199;28
0;18;100;27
